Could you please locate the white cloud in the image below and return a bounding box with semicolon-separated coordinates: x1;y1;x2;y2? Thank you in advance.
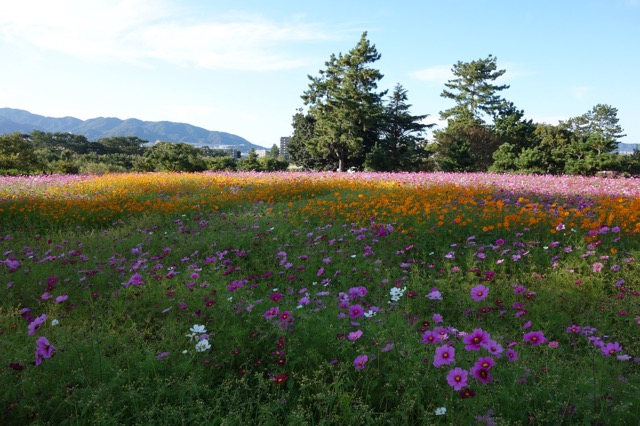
0;0;335;71
411;65;452;84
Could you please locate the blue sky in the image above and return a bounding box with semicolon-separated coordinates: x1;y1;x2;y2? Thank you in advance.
1;0;638;148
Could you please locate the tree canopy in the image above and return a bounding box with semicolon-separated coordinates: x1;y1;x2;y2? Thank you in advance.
299;32;387;171
440;54;509;123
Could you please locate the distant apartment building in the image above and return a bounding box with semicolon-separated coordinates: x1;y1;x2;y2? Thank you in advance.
280;136;291;160
255;149;268;158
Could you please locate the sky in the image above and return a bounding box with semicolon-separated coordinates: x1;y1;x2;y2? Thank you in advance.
1;0;639;149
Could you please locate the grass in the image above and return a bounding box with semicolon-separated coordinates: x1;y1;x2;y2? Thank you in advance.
1;171;639;425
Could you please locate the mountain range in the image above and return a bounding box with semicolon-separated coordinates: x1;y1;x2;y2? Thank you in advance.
0;108;266;152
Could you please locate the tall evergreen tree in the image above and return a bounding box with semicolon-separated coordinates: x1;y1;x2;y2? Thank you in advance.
560;104;626;155
366;83;434;171
434;55;510;171
440;54;509;123
270;144;280;158
289;109;331;170
301;32;386;171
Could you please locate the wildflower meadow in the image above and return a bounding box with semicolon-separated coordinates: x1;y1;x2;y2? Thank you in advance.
1;171;639;425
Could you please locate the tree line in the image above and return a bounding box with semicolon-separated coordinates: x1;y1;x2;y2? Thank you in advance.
289;32;639;175
0;131;288;175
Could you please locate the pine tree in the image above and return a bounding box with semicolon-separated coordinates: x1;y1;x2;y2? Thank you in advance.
301;32;386;171
440;54;509;123
366;84;434;171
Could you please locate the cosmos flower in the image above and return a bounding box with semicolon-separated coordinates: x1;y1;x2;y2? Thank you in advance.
433;344;456;368
601;342;623;357
523;331;547;346
35;336;55;366
446;367;468;391
463;328;490;351
353;354;368;370
28;314;47;336
470;285;489;301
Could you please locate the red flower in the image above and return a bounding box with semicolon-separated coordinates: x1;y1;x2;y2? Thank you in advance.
459;387;476;399
273;374;288;384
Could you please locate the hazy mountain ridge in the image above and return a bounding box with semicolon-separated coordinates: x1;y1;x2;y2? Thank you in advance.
618;142;639;153
0;108;265;151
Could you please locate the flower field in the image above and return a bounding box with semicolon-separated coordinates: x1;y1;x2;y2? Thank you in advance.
1;172;639;424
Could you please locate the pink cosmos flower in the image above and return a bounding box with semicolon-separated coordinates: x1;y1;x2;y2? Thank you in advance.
348;304;364;318
348;286;368;298
381;343;394;353
523;331;547;346
264;306;280;319
482;341;503;357
35;336;55;366
601;342;622;357
279;311;291;322
474;356;495;370
433;344;456;368
54;294;68;304
592;262;604;273
463;328;490;351
513;285;526;294
123;273;144;288
353;354;368;370
421;330;443;345
506;348;519;362
566;325;581;334
348;330;363;341
426;289;442;300
432;313;443;324
446;367;468;391
28;314;47;336
470;285;489;302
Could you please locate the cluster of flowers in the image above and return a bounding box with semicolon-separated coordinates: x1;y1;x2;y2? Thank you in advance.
20;310;56;366
186;324;211;352
566;324;633;361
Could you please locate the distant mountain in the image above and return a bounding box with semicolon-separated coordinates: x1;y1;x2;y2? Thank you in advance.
0;108;266;152
618;142;639;154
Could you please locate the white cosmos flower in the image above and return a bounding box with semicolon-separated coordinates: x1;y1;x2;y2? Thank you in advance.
195;339;211;352
190;324;206;334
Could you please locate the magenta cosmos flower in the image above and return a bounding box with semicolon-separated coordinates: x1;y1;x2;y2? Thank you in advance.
474;356;495;370
123;273;144;287
463;328;491;351
446;367;468;391
523;331;547;346
348;304;365;318
35;336;55;366
353;354;368;370
470;285;489;301
433;344;456;368
470;364;493;385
